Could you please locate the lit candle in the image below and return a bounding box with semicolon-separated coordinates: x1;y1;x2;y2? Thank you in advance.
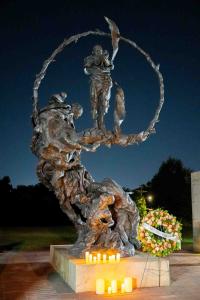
89;254;93;263
96;278;105;294
108;286;112;294
93;256;97;263
124;277;132;293
111;279;117;293
85;251;89;263
121;282;125;293
116;253;120;262
103;254;107;263
109;255;115;262
97;253;101;262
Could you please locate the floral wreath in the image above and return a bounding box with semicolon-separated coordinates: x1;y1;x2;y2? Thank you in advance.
138;209;182;257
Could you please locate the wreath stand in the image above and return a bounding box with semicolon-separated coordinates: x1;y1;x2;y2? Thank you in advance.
139;254;163;288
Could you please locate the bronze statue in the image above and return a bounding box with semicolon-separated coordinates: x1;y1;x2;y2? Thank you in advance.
84;45;113;130
31;17;164;257
31;95;139;256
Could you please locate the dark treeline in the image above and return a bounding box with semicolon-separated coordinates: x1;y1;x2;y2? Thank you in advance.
0;176;71;226
0;157;192;226
132;157;192;224
150;158;192;223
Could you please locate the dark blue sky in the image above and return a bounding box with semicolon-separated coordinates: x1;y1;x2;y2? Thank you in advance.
0;0;199;188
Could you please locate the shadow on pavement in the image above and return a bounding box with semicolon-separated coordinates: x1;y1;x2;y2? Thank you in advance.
48;271;74;293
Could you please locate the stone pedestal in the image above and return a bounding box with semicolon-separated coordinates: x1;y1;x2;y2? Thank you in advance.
50;245;170;293
191;171;200;252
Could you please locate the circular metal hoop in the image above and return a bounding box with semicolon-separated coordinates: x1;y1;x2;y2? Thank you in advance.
33;30;164;141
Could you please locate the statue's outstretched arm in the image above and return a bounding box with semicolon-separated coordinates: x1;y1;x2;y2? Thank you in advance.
61;127;100;152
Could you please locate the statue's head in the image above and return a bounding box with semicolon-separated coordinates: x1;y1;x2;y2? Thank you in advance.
48;92;67;105
60;92;67;101
92;45;103;56
39;92;71;115
72;103;83;119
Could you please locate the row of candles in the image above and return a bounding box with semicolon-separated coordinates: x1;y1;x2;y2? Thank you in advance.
96;277;133;294
85;251;120;264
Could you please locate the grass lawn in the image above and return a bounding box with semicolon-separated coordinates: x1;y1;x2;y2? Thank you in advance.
0;226;77;251
0;225;193;252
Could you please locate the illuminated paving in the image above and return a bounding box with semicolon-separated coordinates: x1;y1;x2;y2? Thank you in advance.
1;251;200;300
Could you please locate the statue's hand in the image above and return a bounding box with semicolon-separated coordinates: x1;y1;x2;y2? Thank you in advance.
81;143;100;152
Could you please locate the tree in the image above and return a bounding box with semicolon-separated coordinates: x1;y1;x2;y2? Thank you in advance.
124;187;147;220
0;176;13;225
134;196;147;221
149;157;192;223
0;176;72;226
0;176;12;194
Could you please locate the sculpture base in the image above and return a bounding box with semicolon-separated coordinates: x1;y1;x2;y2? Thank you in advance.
50;245;170;293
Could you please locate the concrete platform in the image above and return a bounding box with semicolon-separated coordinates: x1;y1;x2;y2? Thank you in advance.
50;245;170;293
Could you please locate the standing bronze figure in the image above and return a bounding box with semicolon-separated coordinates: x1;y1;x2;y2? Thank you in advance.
84;45;113;130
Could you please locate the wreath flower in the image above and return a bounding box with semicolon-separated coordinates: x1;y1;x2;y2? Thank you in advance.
138;209;182;257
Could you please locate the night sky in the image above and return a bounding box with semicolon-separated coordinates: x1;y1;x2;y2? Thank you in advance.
0;0;199;188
